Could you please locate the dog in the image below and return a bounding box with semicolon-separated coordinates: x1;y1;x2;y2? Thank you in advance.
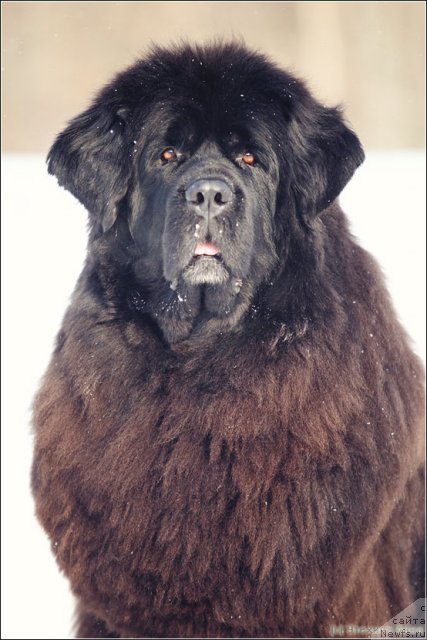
32;42;424;638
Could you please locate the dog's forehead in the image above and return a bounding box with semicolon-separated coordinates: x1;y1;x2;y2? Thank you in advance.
124;80;278;151
139;102;271;157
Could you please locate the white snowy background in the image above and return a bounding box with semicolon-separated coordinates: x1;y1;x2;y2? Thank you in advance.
1;151;425;639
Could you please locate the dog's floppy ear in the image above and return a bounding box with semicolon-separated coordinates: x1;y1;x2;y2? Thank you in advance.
282;85;365;221
47;104;132;232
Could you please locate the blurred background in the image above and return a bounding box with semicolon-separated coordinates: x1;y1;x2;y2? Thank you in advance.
3;0;425;152
2;3;425;639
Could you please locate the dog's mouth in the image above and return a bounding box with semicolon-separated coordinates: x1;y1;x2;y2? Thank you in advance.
194;241;221;257
182;241;228;285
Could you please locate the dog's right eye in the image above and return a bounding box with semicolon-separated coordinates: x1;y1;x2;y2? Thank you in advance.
161;148;177;162
242;152;255;165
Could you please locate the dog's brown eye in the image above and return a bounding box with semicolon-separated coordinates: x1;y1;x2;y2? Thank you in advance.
161;148;177;162
242;152;255;165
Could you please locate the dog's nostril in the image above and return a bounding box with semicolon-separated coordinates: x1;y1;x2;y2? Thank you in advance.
214;192;223;205
196;192;204;204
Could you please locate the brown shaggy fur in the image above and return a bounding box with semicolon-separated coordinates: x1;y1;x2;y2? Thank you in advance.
32;43;424;639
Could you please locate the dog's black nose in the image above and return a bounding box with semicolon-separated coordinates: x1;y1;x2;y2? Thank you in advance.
185;179;232;218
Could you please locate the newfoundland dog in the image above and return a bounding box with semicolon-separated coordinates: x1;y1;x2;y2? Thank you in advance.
32;43;424;639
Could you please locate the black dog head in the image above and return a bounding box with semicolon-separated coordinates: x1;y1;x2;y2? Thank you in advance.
48;43;364;342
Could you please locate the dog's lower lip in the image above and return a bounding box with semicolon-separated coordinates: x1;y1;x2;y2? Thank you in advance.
192;254;222;263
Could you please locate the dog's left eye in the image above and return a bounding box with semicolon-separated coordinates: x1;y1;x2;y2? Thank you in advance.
242;152;255;165
161;148;177;162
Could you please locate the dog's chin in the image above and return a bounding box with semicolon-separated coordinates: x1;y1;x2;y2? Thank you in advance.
182;256;230;286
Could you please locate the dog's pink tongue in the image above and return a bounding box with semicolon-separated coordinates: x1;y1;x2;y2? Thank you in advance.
194;242;220;256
